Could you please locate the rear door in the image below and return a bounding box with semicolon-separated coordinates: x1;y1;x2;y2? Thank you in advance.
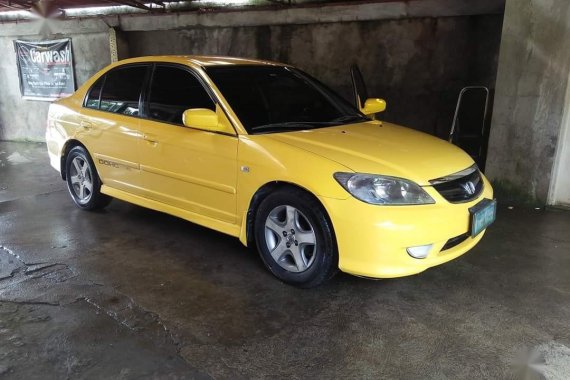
81;64;149;194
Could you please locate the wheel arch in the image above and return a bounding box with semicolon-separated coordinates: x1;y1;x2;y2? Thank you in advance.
242;181;337;249
60;139;88;180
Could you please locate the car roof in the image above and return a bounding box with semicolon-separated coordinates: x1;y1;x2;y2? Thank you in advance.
115;55;286;67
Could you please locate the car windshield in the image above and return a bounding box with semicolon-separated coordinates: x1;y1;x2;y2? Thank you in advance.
205;65;369;134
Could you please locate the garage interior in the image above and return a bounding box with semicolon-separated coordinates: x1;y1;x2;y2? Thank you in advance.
1;0;570;378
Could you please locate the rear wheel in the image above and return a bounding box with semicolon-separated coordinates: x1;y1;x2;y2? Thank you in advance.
65;146;111;210
254;187;338;288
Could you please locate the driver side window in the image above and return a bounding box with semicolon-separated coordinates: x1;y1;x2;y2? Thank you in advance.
148;66;215;125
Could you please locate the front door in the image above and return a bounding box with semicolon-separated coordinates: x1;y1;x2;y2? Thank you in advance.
138;65;238;223
350;64;369;112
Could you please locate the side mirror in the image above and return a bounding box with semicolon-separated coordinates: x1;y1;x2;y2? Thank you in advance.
362;98;386;115
182;108;223;132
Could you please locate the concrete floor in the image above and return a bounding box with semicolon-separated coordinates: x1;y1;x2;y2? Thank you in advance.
1;141;570;379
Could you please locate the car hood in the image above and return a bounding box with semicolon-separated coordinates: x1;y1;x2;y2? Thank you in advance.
265;121;474;186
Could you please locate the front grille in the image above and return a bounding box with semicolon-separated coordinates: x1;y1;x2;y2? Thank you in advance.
441;233;470;251
430;165;483;203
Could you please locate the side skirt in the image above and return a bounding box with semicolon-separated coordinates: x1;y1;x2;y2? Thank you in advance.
100;184;241;238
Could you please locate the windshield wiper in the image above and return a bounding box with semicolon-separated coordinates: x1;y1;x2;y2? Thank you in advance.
251;115;369;133
329;115;369;123
251;122;319;132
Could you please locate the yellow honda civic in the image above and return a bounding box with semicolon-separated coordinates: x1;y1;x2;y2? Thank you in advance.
46;55;495;287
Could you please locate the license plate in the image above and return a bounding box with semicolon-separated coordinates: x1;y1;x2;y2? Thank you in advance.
469;199;497;237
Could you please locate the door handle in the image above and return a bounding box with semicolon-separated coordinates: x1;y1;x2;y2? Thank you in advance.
143;133;159;145
80;121;92;130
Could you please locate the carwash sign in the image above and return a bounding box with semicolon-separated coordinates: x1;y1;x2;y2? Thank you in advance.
14;38;76;101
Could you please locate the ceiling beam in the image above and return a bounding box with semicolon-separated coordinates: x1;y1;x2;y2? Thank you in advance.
112;0;151;11
0;0;176;13
0;0;31;10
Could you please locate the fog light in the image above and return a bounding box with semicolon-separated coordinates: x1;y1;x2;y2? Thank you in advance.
406;244;433;259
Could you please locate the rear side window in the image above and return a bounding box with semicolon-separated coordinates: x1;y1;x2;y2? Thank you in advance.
148;66;215;125
85;77;104;109
99;65;148;116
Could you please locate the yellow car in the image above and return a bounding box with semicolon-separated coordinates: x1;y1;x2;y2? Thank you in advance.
46;56;495;287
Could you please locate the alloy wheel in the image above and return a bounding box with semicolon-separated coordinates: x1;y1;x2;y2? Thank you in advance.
264;205;317;272
69;156;94;204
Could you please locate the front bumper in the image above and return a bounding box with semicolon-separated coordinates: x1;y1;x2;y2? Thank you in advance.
318;174;494;278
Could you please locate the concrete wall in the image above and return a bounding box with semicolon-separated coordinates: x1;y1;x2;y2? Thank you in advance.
0;1;504;141
486;0;570;205
127;15;503;138
0;30;111;141
548;70;570;208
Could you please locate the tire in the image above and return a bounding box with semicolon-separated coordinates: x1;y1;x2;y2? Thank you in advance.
254;187;338;288
65;146;112;211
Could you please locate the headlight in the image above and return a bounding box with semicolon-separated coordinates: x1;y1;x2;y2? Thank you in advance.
334;172;435;205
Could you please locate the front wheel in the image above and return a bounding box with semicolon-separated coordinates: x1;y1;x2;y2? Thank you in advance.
65;146;111;211
254;188;338;288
